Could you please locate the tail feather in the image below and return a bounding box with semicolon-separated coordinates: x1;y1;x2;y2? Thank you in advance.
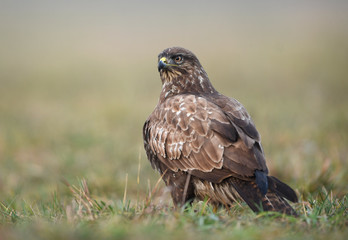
267;176;298;203
229;177;298;216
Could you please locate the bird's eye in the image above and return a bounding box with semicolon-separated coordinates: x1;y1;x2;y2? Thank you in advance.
174;55;183;64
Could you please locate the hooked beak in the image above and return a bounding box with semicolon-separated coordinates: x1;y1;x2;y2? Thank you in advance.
158;57;168;72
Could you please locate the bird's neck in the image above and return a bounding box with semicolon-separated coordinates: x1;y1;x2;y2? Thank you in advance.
159;69;217;102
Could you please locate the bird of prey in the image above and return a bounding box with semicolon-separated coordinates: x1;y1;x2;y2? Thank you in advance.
143;47;298;216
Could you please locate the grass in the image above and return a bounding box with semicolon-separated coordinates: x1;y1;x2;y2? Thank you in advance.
0;178;347;240
0;9;348;238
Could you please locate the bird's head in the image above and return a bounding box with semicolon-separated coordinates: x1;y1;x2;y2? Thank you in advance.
157;47;200;73
157;47;215;98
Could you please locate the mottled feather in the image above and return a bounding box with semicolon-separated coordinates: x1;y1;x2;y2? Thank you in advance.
143;47;298;216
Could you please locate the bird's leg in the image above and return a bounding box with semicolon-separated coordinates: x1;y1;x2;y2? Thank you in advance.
162;170;195;208
182;172;192;206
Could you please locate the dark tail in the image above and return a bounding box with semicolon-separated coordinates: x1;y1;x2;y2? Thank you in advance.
229;176;298;216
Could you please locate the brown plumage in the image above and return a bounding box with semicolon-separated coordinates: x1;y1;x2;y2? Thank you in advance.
143;47;298;216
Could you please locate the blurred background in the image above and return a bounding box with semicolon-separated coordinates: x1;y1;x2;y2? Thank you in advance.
0;0;347;205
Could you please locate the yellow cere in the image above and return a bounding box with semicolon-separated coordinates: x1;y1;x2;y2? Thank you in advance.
160;57;167;63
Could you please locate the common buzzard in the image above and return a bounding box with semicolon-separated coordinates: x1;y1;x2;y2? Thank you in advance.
143;47;298;216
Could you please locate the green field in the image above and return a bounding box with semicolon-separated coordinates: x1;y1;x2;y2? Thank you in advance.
0;2;347;239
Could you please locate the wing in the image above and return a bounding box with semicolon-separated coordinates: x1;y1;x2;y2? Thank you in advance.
143;94;267;183
212;95;261;148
